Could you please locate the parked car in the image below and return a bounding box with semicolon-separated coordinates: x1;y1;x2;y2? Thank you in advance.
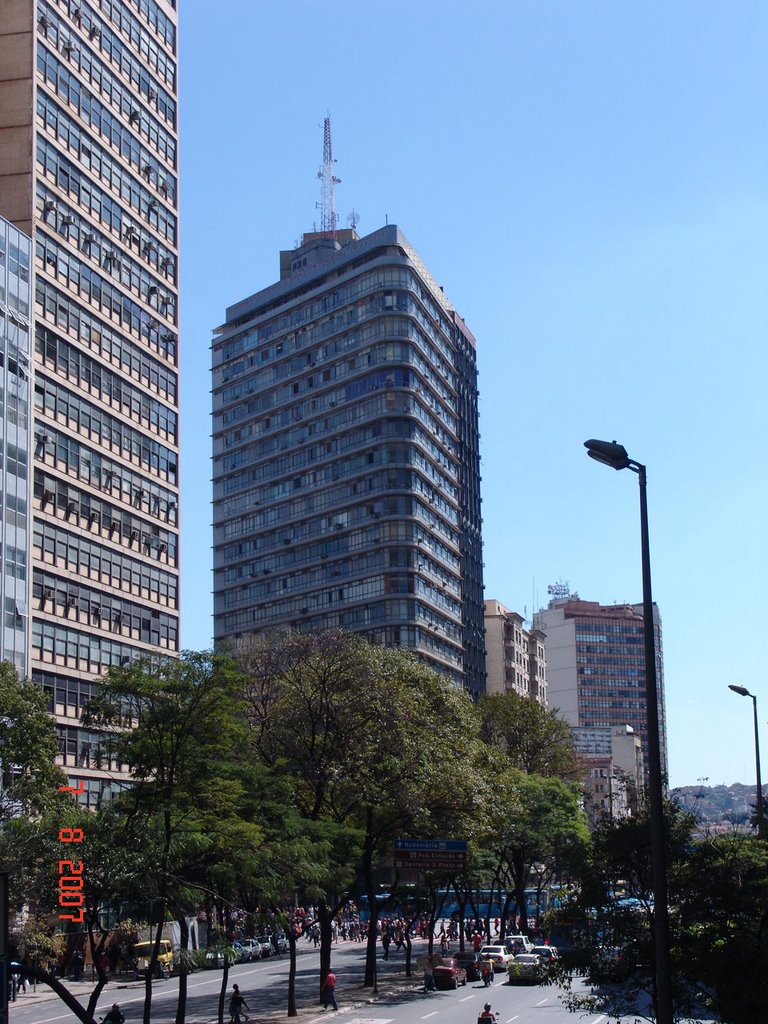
433;957;468;989
479;945;515;972
239;939;263;961
507;953;544;984
230;941;249;963
256;935;274;958
452;950;484;981
271;932;290;954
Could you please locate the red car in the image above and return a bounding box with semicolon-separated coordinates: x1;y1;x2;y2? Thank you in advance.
432;957;468;989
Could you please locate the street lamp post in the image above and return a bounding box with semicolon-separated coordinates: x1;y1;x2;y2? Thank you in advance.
584;439;673;1024
728;684;765;839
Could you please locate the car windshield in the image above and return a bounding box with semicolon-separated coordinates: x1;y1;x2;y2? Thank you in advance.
515;955;538;962
481;946;504;954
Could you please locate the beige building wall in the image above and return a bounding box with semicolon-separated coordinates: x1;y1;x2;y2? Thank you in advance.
0;0;35;236
532;602;578;721
483;598;547;703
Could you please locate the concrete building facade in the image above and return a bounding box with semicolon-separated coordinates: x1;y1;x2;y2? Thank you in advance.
534;597;667;792
574;724;644;824
0;0;180;805
212;225;485;695
483;598;546;702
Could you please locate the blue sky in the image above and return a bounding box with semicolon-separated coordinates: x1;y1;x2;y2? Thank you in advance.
178;1;768;790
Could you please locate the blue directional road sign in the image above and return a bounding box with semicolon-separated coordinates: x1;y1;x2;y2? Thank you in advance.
393;839;467;870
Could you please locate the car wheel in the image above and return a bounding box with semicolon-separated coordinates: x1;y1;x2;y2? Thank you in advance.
462;977;467;986
452;978;458;989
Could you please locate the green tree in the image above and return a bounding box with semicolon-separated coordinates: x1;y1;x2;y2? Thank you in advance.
674;830;768;1024
238;632;487;991
478;690;581;781
83;651;264;1024
549;802;768;1023
0;662;67;819
487;768;589;934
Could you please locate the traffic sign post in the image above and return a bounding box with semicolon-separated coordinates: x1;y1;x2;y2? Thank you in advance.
393;839;467;872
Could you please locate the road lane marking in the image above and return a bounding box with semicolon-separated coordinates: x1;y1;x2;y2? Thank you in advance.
421;1012;439;1019
505;1017;519;1022
459;994;475;1001
536;997;548;1005
17;1016;73;1024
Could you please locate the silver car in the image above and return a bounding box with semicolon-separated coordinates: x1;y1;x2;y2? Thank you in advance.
507;953;544;984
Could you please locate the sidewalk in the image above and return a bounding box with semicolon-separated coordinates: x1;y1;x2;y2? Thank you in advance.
9;956;430;1023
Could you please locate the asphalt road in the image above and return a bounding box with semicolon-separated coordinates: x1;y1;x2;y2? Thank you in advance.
7;941;598;1024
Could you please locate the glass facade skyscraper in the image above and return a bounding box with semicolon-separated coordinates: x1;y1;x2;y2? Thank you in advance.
0;0;180;805
0;215;32;672
212;226;485;695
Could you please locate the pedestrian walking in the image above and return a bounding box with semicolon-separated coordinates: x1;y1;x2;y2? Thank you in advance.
321;969;338;1011
101;1003;125;1024
423;956;436;992
229;984;250;1023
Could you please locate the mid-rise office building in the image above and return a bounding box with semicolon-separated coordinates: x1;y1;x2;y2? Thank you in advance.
212;225;484;695
574;724;644;824
534;597;667;789
0;0;180;805
484;599;546;702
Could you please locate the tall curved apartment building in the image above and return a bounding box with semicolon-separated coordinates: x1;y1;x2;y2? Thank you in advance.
212;226;485;696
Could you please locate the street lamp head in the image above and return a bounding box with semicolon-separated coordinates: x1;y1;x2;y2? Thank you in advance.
729;684;752;698
584;438;631;471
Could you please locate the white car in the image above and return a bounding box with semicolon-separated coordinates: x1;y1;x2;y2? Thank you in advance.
479;945;515;972
239;939;263;961
531;944;558;963
505;934;534;954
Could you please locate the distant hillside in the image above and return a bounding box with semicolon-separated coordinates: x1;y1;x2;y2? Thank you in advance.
671;782;759;827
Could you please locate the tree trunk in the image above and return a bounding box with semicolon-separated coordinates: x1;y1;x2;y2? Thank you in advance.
287;925;298;1017
218;958;230;1024
318;897;332;1002
457;897;467;951
142;915;163;1024
15;964;97;1024
512;851;529;933
500;890;514;939
174;915;189;1024
426;886;438;957
85;923;109;1021
362;814;379;988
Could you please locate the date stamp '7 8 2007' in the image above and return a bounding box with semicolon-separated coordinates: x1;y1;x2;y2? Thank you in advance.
58;781;85;923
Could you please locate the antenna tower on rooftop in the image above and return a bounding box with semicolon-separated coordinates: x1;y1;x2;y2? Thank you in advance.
317;115;341;237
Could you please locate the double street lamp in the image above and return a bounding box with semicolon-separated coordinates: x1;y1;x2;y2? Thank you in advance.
727;684;765;839
584;439;672;1024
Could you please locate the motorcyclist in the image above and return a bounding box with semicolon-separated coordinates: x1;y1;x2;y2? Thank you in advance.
480;957;494;987
479;1004;498;1021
